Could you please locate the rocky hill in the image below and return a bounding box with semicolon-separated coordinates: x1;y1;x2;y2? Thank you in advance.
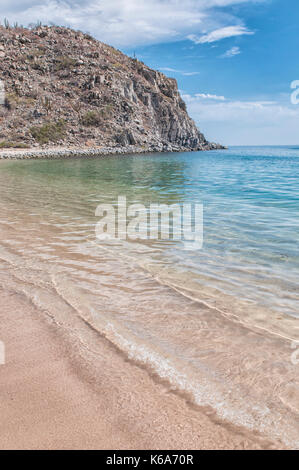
0;25;222;153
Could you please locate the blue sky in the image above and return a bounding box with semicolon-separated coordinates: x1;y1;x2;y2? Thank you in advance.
1;0;298;145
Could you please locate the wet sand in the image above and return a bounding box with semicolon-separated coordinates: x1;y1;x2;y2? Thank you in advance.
0;287;278;450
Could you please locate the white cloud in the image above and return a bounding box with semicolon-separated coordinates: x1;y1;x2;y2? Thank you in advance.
183;93;226;101
182;72;201;76
0;0;259;48
188;26;254;44
220;46;241;58
182;93;299;145
159;67;200;77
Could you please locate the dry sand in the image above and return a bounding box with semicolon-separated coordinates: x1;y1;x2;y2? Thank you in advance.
0;287;279;450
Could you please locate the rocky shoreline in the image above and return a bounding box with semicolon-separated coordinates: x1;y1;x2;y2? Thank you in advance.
0;142;225;160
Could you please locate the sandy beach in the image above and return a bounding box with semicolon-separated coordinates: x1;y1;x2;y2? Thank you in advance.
0;286;279;450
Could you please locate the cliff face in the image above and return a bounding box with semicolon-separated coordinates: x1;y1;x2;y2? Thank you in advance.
0;25;221;152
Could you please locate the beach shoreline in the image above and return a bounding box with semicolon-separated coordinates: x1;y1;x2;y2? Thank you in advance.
0;286;279;450
0;143;225;161
0;146;297;450
0;145;160;161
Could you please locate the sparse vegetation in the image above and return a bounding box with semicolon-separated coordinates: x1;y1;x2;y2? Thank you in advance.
0;141;30;149
80;110;102;127
80;105;114;126
27;47;46;60
30;120;66;144
112;62;125;69
42;97;52;115
101;104;114;118
71;101;82;118
4;18;10;30
0;24;206;153
7;92;36;106
54;56;77;71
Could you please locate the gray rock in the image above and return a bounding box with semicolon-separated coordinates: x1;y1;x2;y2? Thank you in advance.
0;25;224;153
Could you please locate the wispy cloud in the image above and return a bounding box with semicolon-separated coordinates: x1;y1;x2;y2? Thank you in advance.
0;1;258;48
182;93;299;145
188;26;254;44
160;67;200;77
183;93;280;114
220;46;241;58
183;93;226;101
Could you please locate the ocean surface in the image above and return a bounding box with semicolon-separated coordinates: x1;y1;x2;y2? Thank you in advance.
0;146;298;446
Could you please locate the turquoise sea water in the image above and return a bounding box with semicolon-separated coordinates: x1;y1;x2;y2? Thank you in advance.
152;145;299;317
0;146;298;318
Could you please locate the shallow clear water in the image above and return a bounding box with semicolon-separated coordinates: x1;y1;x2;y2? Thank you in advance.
1;146;298;316
0;146;298;445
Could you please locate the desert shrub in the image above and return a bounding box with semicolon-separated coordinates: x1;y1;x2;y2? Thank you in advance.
54;56;77;71
6;92;36;106
0;141;30;149
26;89;39;100
102;104;114;117
27;47;46;60
80;110;102;126
111;62;125;69
42;97;52;115
31;61;44;71
30;120;66;144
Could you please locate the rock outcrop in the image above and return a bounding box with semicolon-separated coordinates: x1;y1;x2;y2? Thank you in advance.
0;25;223;152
